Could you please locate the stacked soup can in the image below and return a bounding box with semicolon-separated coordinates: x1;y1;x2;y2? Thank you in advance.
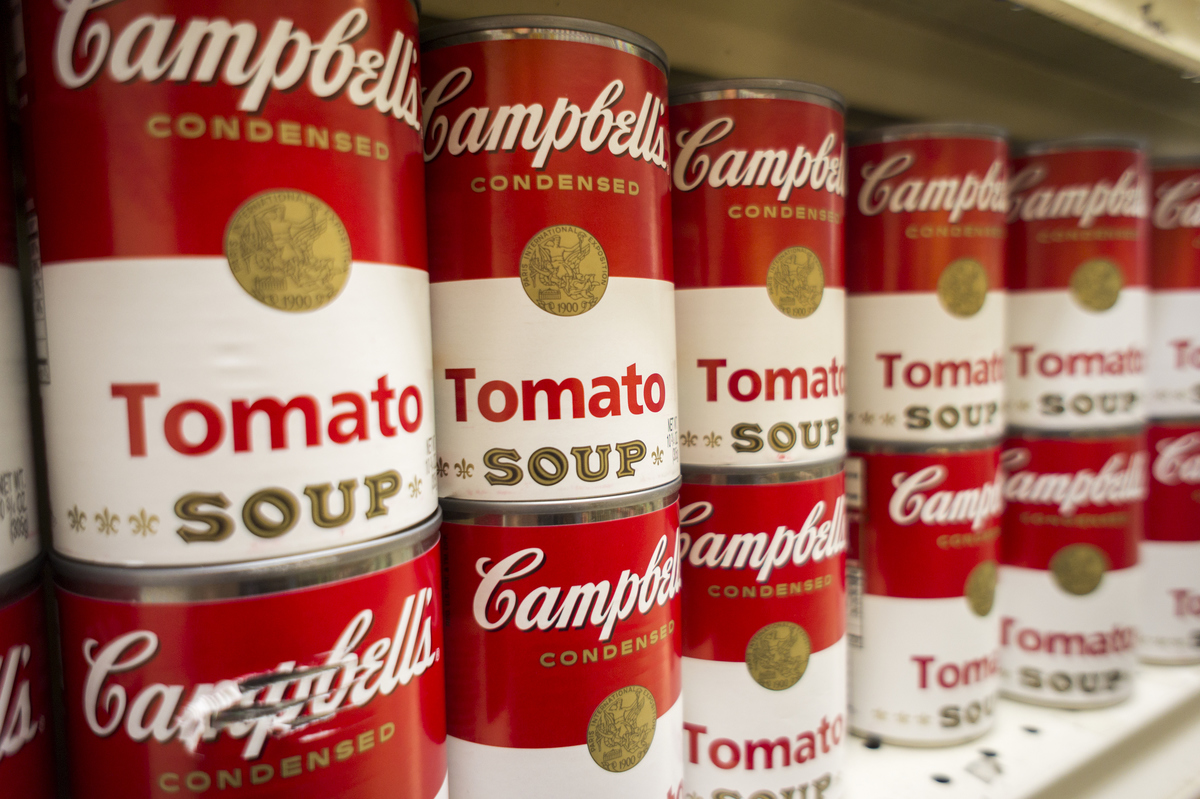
670;80;850;797
22;1;448;795
845;124;1009;745
1001;139;1150;707
0;116;54;797
1140;158;1200;664
421;17;684;798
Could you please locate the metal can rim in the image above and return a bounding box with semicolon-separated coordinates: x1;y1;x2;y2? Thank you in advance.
0;556;41;606
1014;135;1148;157
1004;425;1147;442
848;122;1008;146
847;438;1004;455
420;15;668;75
669;78;845;112
681;457;844;485
440;478;680;526
52;510;441;603
1152;155;1200;170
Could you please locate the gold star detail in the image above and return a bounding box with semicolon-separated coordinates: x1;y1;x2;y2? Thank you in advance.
860;412;875;424
881;412;897;426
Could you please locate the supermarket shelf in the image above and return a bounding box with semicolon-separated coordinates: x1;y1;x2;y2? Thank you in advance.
421;0;1200;153
845;663;1200;799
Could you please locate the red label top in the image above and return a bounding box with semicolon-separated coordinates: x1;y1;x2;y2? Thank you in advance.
442;506;681;749
1151;166;1200;289
21;0;425;267
1001;434;1146;568
421;38;671;283
1008;148;1149;290
853;447;1002;598
56;544;445;799
847;136;1007;293
1146;421;1200;542
678;474;847;662
0;587;55;799
670;97;844;289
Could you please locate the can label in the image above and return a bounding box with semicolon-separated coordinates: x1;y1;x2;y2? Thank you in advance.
442;505;682;797
0;586;55;799
679;474;846;798
1006;149;1149;431
23;0;436;565
423;36;679;501
671;95;846;468
1140;422;1200;663
847;447;1003;743
845;136;1007;445
999;433;1146;706
1148;166;1200;418
57;542;445;798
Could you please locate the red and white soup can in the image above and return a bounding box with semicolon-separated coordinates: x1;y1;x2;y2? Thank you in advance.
846;443;1003;745
846;124;1008;446
679;464;847;799
670;80;846;470
999;430;1146;707
1148;159;1200;419
441;482;683;799
0;560;55;799
0;119;37;581
1006;139;1150;432
53;514;446;798
21;0;436;566
1141;420;1200;664
422;16;679;503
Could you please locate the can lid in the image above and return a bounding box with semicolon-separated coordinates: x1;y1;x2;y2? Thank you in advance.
421;15;668;75
0;557;40;606
849;122;1008;146
52;511;441;603
669;78;845;112
1015;135;1147;157
440;478;681;527
681;457;844;485
1152;154;1200;170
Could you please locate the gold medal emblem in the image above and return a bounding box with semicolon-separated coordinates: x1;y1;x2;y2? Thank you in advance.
224;190;351;312
745;621;811;691
586;685;656;773
964;559;998;617
766;246;824;318
1050;543;1110;596
519;225;608;316
1070;258;1123;312
937;258;989;318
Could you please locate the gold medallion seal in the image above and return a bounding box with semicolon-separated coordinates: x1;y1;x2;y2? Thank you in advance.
519;225;608;316
745;621;811;691
964;559;998;617
224;189;351;312
766;246;825;318
1070;258;1123;312
586;685;656;772
1050;543;1110;596
937;258;989;318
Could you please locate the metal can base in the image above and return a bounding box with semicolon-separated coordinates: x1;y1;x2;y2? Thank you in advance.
1139;654;1200;666
1000;688;1133;710
849;725;991;748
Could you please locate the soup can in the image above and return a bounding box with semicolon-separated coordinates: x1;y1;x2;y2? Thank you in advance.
0;559;55;798
670;79;846;469
422;16;679;502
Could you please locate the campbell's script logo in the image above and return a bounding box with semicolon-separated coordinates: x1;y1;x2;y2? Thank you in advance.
1007;164;1148;228
82;589;437;760
53;0;422;127
472;535;680;642
678;496;847;584
0;641;43;763
1001;448;1148;516
672;116;844;202
857;154;1007;222
888;466;1004;531
1153;175;1200;230
422;69;668;169
1152;433;1200;486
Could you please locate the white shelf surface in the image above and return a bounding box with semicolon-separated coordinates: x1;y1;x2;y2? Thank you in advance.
846;663;1200;799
